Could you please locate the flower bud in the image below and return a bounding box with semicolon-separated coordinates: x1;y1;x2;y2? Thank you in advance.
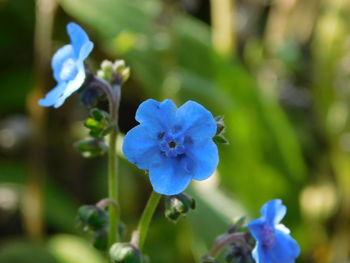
80;83;105;107
164;193;195;223
97;59;130;85
109;243;142;263
93;229;108;251
224;242;254;263
84;108;112;138
77;205;108;231
74;138;108;158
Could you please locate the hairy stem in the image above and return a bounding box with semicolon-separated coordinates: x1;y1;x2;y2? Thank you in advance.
94;76;121;246
108;129;119;246
134;191;162;250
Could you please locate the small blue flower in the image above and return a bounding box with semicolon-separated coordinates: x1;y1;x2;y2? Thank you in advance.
122;99;219;195
248;199;300;263
39;22;94;108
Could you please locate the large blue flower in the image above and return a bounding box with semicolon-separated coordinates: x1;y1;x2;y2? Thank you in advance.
123;99;219;195
248;199;300;263
39;22;94;108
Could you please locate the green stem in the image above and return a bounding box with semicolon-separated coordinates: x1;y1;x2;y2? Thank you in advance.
96;77;120;247
136;191;162;250
108;127;119;246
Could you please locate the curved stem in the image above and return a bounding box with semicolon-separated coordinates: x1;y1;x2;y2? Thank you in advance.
134;191;162;250
96;198;119;213
209;232;248;257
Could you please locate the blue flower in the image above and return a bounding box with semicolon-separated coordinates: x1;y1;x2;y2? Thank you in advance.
248;199;300;263
39;22;94;108
122;99;219;195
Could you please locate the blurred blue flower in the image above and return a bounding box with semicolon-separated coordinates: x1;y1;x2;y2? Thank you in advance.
123;99;219;195
39;22;94;108
248;199;300;263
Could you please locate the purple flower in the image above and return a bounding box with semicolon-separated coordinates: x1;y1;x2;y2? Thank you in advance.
248;199;300;263
122;99;219;195
39;22;93;108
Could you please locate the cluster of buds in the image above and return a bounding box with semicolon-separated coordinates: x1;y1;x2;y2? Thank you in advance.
201;217;254;263
76;205;109;250
97;60;130;86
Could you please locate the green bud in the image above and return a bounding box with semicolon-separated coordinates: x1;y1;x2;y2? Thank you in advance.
77;205;108;231
84;108;112;138
97;59;130;85
109;243;142;263
74;138;108;158
93;229;108;251
97;60;115;82
164;193;196;223
113;60;130;84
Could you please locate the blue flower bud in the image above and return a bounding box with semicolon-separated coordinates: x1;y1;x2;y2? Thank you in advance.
109;243;142;263
224;242;254;263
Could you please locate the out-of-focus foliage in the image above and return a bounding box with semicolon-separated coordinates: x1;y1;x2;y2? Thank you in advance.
1;0;350;262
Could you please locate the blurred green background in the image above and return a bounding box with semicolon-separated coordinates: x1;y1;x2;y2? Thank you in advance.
1;0;350;262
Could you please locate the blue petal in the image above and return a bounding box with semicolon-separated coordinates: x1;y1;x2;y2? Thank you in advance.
149;157;192;195
78;41;94;61
248;218;265;241
51;44;75;82
176;100;216;139
135;99;177;130
252;244;272;263
52;64;86;108
260;199;286;226
67;22;93;59
184;140;218;180
38;83;66;107
122;124;160;170
267;229;300;263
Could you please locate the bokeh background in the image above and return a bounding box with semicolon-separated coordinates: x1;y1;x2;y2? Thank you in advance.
1;0;350;262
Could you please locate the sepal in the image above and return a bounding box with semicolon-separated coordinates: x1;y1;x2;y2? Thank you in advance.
164;193;196;223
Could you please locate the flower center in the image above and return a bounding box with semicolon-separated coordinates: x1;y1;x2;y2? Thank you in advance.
60;58;78;81
159;133;186;158
168;141;177;148
261;225;275;249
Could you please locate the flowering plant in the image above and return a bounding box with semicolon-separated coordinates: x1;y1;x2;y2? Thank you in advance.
39;22;300;263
